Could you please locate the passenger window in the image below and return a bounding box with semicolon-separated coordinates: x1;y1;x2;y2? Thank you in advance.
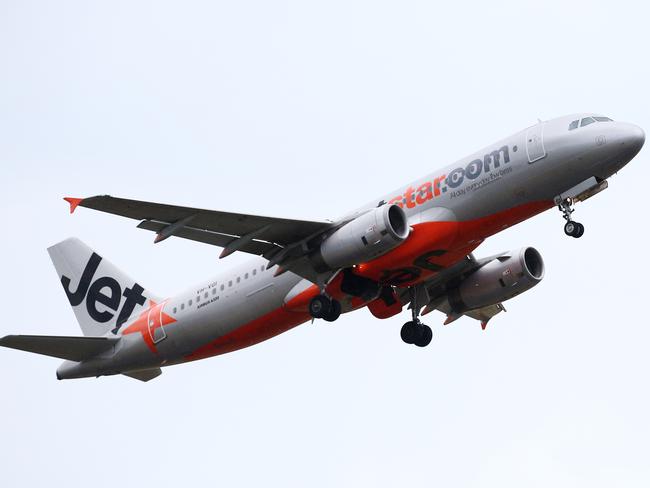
181;303;185;310
261;265;265;272
253;269;257;276
173;307;177;314
594;116;613;122
221;284;225;291
197;295;200;302
212;288;217;295
189;299;193;306
204;292;208;298
568;120;579;130
237;277;241;283
228;280;232;287
581;117;595;127
245;273;249;279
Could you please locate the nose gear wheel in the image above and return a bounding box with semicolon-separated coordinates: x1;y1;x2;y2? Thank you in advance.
564;221;584;238
559;198;584;238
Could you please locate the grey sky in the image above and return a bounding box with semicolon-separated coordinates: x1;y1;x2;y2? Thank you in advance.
1;1;649;486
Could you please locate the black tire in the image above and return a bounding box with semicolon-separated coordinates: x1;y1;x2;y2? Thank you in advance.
564;221;577;237
323;299;342;322
414;324;433;347
400;321;417;344
309;295;331;319
574;223;585;238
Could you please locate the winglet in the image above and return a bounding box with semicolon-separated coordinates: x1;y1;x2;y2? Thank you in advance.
481;321;488;330
63;197;84;214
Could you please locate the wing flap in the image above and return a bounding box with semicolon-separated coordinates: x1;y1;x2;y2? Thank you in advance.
137;220;281;256
0;335;118;361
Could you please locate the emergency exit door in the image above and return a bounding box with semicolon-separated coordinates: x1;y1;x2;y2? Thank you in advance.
526;123;547;163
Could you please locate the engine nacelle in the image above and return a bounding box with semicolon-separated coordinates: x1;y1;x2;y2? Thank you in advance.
313;204;409;270
448;247;545;312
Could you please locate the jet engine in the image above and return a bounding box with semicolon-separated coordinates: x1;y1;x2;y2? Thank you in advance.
313;204;410;270
447;247;545;312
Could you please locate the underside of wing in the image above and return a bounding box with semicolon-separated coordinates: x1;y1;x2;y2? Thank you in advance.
397;253;507;329
66;195;335;281
70;195;330;245
436;301;506;329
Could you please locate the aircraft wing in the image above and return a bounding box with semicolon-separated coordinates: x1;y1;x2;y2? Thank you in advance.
65;195;335;282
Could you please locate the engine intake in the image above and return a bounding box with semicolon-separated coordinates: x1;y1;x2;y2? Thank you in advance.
313;204;409;270
448;247;545;312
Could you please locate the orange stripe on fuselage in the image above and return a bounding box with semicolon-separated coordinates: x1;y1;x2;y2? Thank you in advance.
184;301;312;362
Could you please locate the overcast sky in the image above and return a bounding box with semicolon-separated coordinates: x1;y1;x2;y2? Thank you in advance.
1;1;649;486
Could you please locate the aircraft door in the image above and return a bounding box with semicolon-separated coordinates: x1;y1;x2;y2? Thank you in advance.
147;302;168;344
526;123;547;163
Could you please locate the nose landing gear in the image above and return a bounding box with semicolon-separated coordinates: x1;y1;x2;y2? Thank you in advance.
400;287;433;347
564;220;585;238
559;198;585;238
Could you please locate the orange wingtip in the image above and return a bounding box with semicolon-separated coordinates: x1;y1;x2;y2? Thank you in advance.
63;197;84;214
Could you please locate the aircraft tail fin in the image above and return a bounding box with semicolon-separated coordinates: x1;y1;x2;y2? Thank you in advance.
47;238;160;337
0;334;118;361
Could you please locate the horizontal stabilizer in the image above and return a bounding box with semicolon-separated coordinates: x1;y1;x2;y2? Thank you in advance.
122;368;162;382
0;335;118;361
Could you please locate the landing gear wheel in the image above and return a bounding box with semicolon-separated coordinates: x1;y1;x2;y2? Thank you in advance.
401;321;432;346
564;221;584;238
574;222;585;238
323;299;342;322
414;324;433;348
400;321;417;344
564;221;576;236
309;295;332;319
559;199;585;238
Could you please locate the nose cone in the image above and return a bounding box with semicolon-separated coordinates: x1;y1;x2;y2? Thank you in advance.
626;124;645;156
585;121;645;178
610;122;645;168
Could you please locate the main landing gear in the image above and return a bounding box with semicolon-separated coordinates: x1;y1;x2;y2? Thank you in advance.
309;294;342;322
559;198;585;238
400;288;433;347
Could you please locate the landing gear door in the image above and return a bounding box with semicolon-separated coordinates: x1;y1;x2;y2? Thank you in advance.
526;123;547;163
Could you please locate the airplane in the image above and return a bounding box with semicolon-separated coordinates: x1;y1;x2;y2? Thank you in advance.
0;113;644;382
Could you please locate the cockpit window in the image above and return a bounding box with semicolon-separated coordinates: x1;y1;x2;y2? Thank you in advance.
569;116;613;131
581;117;596;127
